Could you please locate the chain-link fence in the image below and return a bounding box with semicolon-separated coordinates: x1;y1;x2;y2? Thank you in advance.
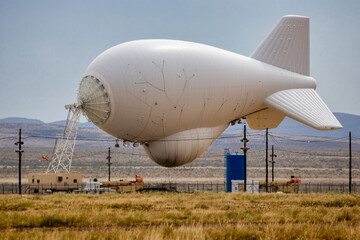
0;183;85;194
0;182;358;194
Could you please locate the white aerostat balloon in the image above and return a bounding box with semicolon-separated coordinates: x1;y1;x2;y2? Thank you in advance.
77;15;342;167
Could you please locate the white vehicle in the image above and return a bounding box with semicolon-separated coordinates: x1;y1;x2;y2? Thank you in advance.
84;179;113;194
77;15;342;167
84;180;101;193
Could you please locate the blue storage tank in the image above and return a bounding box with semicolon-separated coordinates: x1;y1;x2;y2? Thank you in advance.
226;153;245;192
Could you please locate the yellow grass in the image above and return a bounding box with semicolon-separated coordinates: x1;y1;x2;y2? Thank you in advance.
1;192;360;239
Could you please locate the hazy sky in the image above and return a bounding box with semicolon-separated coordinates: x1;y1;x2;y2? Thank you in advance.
0;0;359;123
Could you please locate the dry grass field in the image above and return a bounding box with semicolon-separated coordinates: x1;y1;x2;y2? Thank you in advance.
1;192;360;239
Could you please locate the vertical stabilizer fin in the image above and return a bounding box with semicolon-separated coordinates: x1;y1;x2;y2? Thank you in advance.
264;89;342;130
251;15;310;76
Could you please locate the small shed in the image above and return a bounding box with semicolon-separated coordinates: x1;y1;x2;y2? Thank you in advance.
28;172;82;193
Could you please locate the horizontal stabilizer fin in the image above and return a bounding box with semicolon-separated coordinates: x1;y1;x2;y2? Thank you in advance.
246;108;285;130
264;89;342;130
251;15;310;76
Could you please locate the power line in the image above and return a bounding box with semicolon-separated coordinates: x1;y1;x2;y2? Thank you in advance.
4;130;356;144
0;136;17;140
24;135;115;142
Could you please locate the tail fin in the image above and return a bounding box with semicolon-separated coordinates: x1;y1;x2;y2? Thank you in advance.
251;15;310;76
250;16;342;131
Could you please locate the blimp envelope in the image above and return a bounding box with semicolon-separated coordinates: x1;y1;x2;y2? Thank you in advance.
78;15;342;167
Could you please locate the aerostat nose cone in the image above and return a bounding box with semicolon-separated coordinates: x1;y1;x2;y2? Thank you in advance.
77;75;111;125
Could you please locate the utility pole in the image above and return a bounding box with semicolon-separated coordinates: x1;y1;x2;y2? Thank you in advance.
15;129;24;195
265;128;269;192
106;147;112;181
349;131;352;193
269;145;277;182
241;119;249;192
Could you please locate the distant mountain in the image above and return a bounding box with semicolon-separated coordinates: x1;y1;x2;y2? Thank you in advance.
0;122;112;148
225;112;360;139
270;112;360;138
1;112;359;137
0;113;359;150
0;117;44;124
0;118;96;129
49;120;96;129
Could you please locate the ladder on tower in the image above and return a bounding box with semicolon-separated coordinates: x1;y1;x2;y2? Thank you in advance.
46;104;82;173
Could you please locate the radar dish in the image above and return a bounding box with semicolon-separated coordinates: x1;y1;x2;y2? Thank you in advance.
77;75;111;124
